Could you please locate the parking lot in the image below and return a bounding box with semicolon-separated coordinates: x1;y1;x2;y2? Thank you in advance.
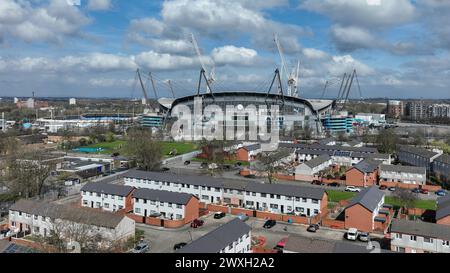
136;212;375;253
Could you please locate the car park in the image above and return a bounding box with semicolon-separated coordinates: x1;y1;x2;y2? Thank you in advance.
345;186;361;192
307;224;320;233
173;242;187;250
190;219;204;228
213;212;226;219
263;220;276;229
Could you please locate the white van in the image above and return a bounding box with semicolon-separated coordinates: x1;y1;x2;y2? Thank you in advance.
346;228;359;241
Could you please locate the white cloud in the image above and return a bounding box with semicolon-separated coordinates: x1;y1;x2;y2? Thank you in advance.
327;55;375;76
87;0;112;11
211;46;259;66
89;78;134;87
135;50;206;71
302;48;328;59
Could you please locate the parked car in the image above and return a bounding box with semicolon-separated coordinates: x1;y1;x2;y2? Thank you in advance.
388;187;397;192
358;232;370;242
237;213;249;222
346;228;359;241
311;180;324;186
173;242;187;250
263;220;277;229
184;161;191;165
214;212;226;219
275;238;287;249
328;182;340;187
345;186;361;192
200;162;208;169
190;219;204;228
244;174;257;179
436;190;447;197
307;224;320;233
131;241;149;253
412;188;421;194
420;188;429;194
379;185;387;190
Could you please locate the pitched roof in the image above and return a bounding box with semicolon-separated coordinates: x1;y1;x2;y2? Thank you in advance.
390;219;450;241
132;188;195;205
352;159;380;173
279;143;377;154
435;154;450;165
379;164;426;174
346;186;385;212
304;154;331;168
176;218;251;253
10;199;128;229
125;170;224;188
241;143;261;151
81;182;134;197
245;182;326;200
436;195;450;220
398;145;439;159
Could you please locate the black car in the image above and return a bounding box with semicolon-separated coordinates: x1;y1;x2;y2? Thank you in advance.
263;220;276;229
184;161;191;165
328;182;340;187
307;224;320;233
173;242;187;250
214;212;226;219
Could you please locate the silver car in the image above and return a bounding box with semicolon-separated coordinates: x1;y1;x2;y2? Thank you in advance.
131;242;149;253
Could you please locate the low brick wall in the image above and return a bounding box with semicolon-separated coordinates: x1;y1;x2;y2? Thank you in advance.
163;219;185;229
231;207;253;216
273;173;295;181
322;219;345;229
207;204;229;213
380;181;442;192
407;208;426;216
321;178;346;185
256;211;283;221
281;214;309;225
422;184;442;192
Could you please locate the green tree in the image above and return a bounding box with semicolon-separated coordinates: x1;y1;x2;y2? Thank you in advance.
105;132;115;143
123;128;162;171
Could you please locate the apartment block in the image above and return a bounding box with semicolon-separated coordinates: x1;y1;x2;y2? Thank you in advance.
379;165;426;186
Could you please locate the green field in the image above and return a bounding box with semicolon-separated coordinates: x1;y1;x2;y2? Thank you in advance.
161;142;198;157
84;140;126;154
385;197;437;211
326;190;357;202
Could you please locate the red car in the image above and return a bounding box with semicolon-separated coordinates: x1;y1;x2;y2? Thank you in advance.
190;219;204;228
420;189;429;194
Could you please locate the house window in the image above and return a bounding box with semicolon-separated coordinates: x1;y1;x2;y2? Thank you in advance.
202;186;206;190
104;203;110;208
246;201;254;206
261;193;267;198
194;185;199;190
34;215;38;220
118;196;123;201
396;247;406;253
176;214;182;220
150;201;156;205
302;198;307;203
11;221;15;227
312;199;319;204
285;196;292;201
176;204;182;209
168;203;173;208
118;205;123;210
443;241;450;246
186;185;190;189
270;194;274;198
34;227;40;233
104;194;109;198
135;208;141;214
295;197;300;202
295;207;304;213
215;188;220;192
287;206;292;212
252;192;256;197
18;212;22;216
410;235;417;241
228;244;233;250
270;204;278;209
96;193;101;197
276;195;281;199
135;198;140;203
96;202;101;207
143;200;147;204
83;200;88;206
202;195;209;200
314;209;319;214
160;202;164;206
424;237;433;243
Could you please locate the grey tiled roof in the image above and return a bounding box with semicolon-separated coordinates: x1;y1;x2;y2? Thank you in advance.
280;143;378;154
125;170;224;188
390;219;450;241
176;218;251;253
304;154;331;168
10;199;128;229
347;186;385;212
132;188;195;205
353;159;380;173
437;195;450;220
241;144;261;151
379;164;426;174
81;182;134;197
245;182;326;200
398;145;439;159
435;154;450;165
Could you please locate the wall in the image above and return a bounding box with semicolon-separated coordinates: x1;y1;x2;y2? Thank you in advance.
437;216;450;226
235;148;249;162
345;204;373;232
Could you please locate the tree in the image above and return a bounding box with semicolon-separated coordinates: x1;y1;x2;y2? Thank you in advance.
411;129;425;146
376;129;399;154
255;149;291;184
105;132;115;143
123;128;162;171
392;188;418;210
0;136;18;155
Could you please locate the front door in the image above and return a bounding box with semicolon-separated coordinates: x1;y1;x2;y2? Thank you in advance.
256;202;260;210
307;208;311;216
91;201;94;208
144;209;148;217
211;196;214;203
281;205;284;214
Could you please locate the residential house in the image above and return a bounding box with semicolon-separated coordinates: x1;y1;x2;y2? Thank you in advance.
345;159;380;187
295;154;332;181
379;165;427;187
436;195;450;226
132;188;199;223
345;187;388;232
176;218;251;253
433;154;450;183
235;144;261;162
397;146;441;172
9;200;135;242
80;182;134;212
390;219;450;253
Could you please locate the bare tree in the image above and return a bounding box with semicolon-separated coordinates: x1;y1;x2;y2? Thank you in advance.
392;188;418;210
123;127;162;171
255;149;291;184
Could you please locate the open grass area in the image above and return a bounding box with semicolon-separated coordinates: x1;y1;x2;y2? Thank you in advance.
83;140;126;154
160;142;198;157
385;197;437;211
326;190;356;202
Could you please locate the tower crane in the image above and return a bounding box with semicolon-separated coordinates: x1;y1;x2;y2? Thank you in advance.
190;33;215;94
274;34;300;97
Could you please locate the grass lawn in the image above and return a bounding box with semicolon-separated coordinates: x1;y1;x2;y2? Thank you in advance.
326;190;356;202
385;197;437;211
160;142;198;157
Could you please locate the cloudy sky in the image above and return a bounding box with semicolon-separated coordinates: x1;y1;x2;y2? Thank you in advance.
0;0;449;99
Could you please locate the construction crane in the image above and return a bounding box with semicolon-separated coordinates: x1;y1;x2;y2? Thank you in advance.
167;80;176;98
190;33;215;94
274;34;300;97
338;69;362;111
